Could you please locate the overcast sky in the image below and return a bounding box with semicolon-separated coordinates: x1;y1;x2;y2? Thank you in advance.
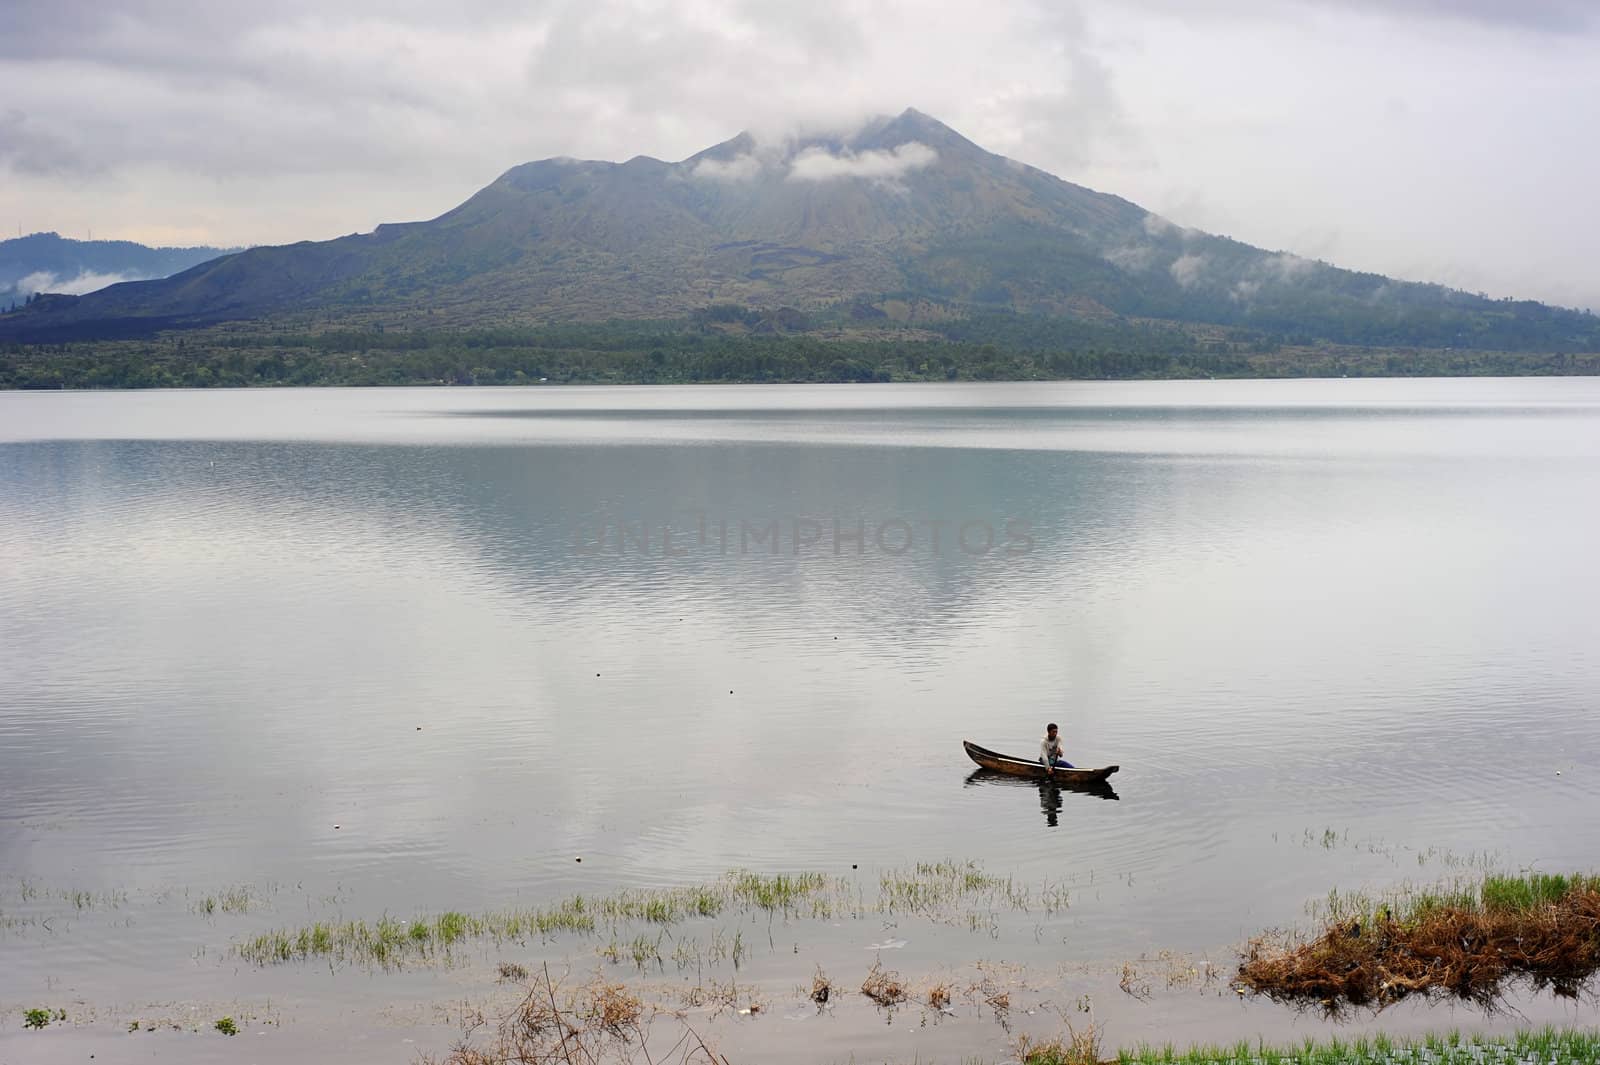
2;0;1596;308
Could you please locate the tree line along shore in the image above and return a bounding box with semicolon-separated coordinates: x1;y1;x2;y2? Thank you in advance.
4;311;1600;389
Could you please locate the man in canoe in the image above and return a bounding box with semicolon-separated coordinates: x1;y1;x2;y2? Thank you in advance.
1040;723;1074;772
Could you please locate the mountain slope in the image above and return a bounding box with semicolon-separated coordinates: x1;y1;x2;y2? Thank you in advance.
1;232;232;306
2;109;1596;352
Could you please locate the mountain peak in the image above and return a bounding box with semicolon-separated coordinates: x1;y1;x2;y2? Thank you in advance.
684;130;757;165
890;106;947;132
844;108;982;157
682;109;972;168
6;109;1592;355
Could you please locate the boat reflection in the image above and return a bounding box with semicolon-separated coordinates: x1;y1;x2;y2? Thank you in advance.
963;768;1119;826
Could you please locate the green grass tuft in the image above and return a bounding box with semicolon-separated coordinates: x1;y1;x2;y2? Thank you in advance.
1118;1027;1600;1065
233;860;1059;969
1315;872;1600;933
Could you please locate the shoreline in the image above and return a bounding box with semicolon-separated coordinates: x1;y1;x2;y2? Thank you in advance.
7;868;1600;1064
5;325;1599;390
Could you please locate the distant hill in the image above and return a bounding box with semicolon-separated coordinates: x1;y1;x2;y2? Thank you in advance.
0;232;233;309
2;110;1596;352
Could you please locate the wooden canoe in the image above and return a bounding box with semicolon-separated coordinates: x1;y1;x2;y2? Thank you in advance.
963;740;1119;784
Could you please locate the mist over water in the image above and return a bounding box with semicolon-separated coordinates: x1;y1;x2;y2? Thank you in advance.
2;379;1598;1055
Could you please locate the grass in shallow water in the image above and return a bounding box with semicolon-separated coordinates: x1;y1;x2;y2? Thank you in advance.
1314;874;1600;930
1120;1028;1600;1065
235;861;1048;969
236;869;840;967
879;860;1030;915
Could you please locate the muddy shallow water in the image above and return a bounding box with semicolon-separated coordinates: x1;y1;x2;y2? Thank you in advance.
3;379;1599;1060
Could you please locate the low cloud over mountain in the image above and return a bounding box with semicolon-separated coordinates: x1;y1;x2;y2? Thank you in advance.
1;232;231;306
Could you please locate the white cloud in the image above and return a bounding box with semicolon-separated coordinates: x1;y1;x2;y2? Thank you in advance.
1141;211;1205;243
690;134;938;185
690;153;763;181
1265;251;1317;282
1219;251;1319;300
1169;252;1207;289
1104;243;1157;272
14;269;143;297
1142;212;1175;237
785;142;937;184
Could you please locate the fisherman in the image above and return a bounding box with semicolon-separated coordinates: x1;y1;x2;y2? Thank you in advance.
1040;722;1074;772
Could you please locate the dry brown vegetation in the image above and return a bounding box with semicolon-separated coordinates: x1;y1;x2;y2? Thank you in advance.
1238;874;1600;1013
669;979;735;1017
582;982;645;1035
1118;961;1150;1001
424;965;726;1065
809;966;831;1006
1015;1020;1105;1065
860;961;907;1007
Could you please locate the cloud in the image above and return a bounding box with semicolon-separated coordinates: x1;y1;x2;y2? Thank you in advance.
1139;211;1204;243
0;108;93;176
689;132;939;185
690;153;763;182
1264;251;1317;282
1169;252;1208;289
959;5;1134;174
1225;251;1326;301
13;269;143;297
1326;0;1594;34
785;142;937;184
1115;0;1594;34
1104;243;1157;272
1105;212;1191;274
1142;213;1175;237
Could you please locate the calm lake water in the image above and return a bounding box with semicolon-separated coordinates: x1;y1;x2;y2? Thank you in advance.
3;378;1599;1061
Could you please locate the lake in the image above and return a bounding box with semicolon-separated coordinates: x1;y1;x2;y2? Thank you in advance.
2;378;1598;1062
